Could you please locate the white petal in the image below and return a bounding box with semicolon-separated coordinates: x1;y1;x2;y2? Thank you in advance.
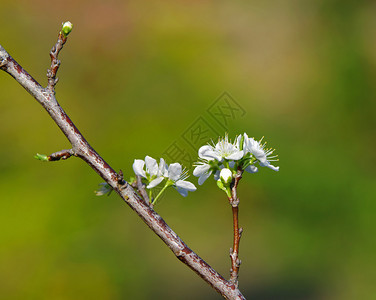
159;158;169;177
193;164;210;177
213;170;221;181
226;150;244;160
253;151;267;163
145;156;158;175
175;180;197;191
235;134;242;148
259;161;279;171
176;187;188;197
199;145;221;161
269;165;280;171
147;177;164;188
168;163;182;181
198;171;212;185
244;137;256;153
133;159;146;177
245;165;258;173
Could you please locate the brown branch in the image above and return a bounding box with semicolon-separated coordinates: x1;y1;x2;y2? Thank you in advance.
46;31;67;92
228;169;244;286
48;149;75;161
0;28;246;299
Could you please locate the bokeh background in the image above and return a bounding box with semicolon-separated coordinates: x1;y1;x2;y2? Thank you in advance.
1;1;375;299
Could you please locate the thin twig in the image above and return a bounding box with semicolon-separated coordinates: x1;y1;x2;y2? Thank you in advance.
229;169;244;286
136;175;150;205
46;31;67;92
48;149;75;161
0;27;246;300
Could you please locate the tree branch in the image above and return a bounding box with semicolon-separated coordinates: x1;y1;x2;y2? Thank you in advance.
0;26;246;299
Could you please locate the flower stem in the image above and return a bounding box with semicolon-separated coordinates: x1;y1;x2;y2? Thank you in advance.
152;181;171;206
228;169;243;286
224;160;230;169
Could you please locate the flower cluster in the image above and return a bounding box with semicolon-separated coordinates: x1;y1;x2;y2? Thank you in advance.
193;133;279;187
133;156;196;204
96;133;278;202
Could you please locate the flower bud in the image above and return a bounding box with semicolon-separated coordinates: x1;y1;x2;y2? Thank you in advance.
61;21;73;36
220;168;232;185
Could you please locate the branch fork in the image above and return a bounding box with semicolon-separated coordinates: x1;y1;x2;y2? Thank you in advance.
0;23;246;300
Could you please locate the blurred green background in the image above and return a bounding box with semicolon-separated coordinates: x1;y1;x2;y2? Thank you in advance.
1;0;375;299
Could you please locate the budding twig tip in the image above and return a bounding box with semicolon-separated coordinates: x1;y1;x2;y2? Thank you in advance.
61;21;73;36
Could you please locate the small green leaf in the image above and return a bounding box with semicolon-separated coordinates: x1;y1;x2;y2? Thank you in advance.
217;179;225;191
34;153;49;161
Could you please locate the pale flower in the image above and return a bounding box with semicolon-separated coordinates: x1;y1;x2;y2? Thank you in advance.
168;163;197;197
243;134;279;171
193;145;218;185
132;156;165;188
193;135;243;185
214;135;243;161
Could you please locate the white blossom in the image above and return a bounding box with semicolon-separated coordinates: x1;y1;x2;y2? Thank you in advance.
168;163;197;197
243;134;279;171
132;156;165;188
214;135;243;161
193;135;243;185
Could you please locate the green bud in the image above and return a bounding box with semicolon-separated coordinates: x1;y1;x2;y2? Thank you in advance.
34;153;49;161
61;21;73;36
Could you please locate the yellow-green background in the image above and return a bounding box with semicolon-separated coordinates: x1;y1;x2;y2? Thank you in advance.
1;1;375;299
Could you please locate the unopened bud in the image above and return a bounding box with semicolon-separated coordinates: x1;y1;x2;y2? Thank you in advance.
220;168;232;185
61;21;73;36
